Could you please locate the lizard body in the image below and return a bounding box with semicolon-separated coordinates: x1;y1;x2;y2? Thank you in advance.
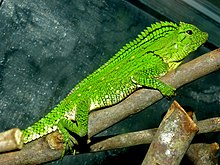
22;21;208;153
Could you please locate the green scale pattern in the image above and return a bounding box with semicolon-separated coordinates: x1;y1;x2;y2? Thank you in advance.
22;21;208;152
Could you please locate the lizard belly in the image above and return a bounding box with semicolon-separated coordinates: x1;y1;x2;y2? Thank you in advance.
89;81;138;111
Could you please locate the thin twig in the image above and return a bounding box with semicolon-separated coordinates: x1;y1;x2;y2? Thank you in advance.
90;117;220;152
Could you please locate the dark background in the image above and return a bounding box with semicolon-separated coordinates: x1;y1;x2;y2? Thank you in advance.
0;0;219;164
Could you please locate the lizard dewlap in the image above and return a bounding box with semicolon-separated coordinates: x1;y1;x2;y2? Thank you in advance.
22;21;208;152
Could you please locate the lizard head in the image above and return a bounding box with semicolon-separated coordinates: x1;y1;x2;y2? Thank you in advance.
176;22;208;54
162;22;208;70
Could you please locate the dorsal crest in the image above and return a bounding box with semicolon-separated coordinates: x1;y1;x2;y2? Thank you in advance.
98;21;179;68
117;21;178;56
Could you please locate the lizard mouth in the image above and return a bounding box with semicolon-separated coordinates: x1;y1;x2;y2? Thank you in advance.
197;32;208;45
188;32;208;53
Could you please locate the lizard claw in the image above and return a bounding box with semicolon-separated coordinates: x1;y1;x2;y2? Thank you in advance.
61;133;78;158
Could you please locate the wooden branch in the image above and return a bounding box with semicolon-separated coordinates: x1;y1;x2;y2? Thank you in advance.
142;101;198;165
0;128;23;153
186;143;219;165
0;48;220;164
0;135;63;165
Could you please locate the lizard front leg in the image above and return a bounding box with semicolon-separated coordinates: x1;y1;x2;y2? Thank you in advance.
131;71;175;97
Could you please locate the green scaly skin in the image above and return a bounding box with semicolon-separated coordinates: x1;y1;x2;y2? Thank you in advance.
22;21;208;154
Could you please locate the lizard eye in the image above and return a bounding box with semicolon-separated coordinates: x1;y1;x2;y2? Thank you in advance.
186;30;193;35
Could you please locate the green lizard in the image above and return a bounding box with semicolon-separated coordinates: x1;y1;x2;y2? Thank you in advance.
22;21;208;154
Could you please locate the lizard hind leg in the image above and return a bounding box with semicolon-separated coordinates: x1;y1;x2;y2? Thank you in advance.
57;115;88;157
57;118;78;157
